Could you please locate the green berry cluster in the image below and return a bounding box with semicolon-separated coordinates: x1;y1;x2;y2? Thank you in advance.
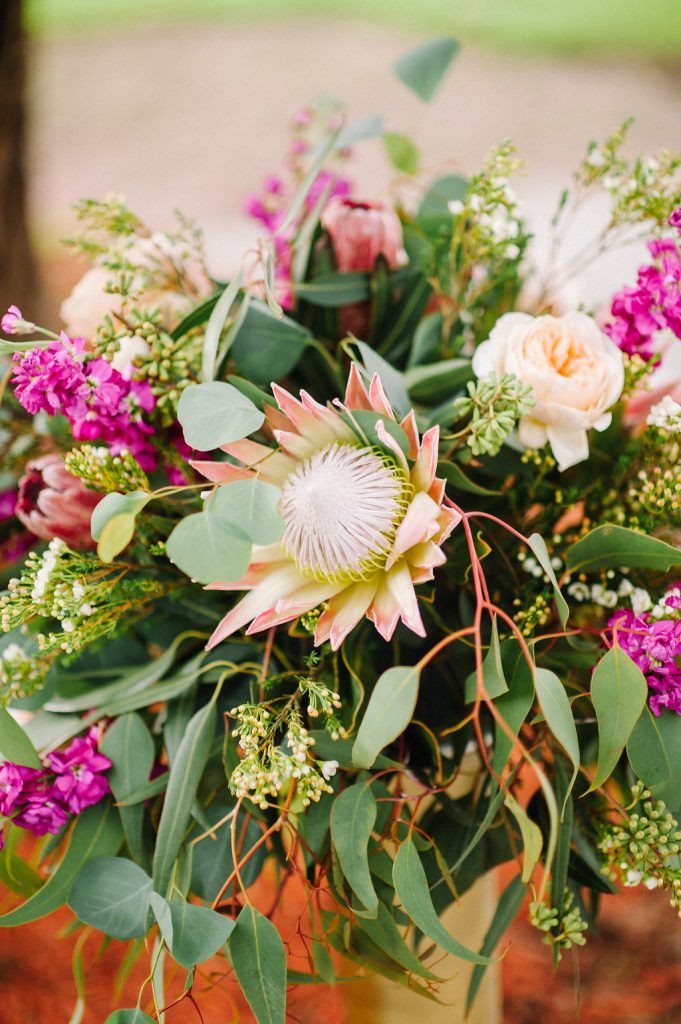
454;372;534;457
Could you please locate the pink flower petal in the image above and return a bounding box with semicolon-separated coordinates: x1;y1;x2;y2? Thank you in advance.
400;410;420;458
273;429;318;460
314;579;378;650
190;459;254;484
375;420;409;473
205;564;304;649
368;374;395;419
410;425;440;494
385;491;441;570
344;362;373;410
386;562;426;637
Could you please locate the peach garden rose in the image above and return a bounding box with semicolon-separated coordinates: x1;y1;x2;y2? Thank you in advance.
472;311;625;470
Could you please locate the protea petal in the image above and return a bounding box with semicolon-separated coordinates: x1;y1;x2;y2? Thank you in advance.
344;362;373;410
385;491;442;571
314;579;379;650
385;562;426;636
273;429;319;461
206;564;306;650
190;459;253;484
411;425;440;493
400;410;420;458
368;373;395;419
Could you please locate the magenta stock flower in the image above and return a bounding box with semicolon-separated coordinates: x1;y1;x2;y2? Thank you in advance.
16;454;102;549
12;335;157;468
194;366;460;652
13;790;70;836
0;762;42;816
47;733;111;814
1;305;36;336
605;209;681;360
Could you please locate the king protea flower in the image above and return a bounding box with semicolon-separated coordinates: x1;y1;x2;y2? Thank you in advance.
195;366;460;651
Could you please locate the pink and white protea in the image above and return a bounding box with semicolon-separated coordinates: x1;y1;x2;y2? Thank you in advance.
195;366;460;651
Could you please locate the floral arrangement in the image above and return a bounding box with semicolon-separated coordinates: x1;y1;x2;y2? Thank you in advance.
1;37;681;1023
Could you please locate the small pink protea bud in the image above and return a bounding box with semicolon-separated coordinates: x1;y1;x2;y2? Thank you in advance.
15;455;102;549
320;198;406;273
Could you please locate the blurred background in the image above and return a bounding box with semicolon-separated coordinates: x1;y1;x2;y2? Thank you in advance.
2;1;681;1021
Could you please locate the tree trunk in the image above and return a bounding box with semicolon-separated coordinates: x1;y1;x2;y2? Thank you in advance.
0;0;36;317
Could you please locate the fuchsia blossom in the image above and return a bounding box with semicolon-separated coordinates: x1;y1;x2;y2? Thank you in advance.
194;366;460;652
0;727;111;844
609;599;681;716
47;732;112;814
11;335;157;469
605;207;681;360
1;305;35;336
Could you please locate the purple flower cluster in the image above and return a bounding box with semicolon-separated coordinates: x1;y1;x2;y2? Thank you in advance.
243;107;351;309
608;599;681;716
604;208;681;360
0;727;111;848
11;335;157;469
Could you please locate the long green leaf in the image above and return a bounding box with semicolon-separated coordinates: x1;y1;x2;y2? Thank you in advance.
528;533;569;627
566;525;681;574
152;701;216;895
393;37;460;102
352;666;420;770
0;707;42;768
330;783;378;912
229;905;286;1024
588;644;647;791
392;838;493;964
0;801;122;926
504;793;542;883
534;669;579;807
628;707;681;810
149;894;234;968
202;270;243;382
358;901;441;980
101;713;155;867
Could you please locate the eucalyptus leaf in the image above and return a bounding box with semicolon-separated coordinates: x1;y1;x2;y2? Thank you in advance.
68;856;153;940
0;707;42;768
90;491;150;562
330;783;378;911
211;479;284;546
166;511;252;585
588;645;647;792
229;905;286;1024
152;700;217;896
566;525;681;575
466;875;525;1011
393;37;460;102
392;838;493;964
202;270;243;382
101;713;155;867
0;802;122;927
383;132;420;175
352;665;421;769
504;793;543;883
104;1011;155;1024
528;533;569;627
177;381;264;452
628;707;681;811
534;669;579;805
230;300;311;383
149;893;234;968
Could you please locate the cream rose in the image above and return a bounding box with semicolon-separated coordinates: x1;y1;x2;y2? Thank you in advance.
472;312;624;470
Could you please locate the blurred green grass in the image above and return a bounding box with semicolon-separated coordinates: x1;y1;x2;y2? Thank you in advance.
24;0;681;56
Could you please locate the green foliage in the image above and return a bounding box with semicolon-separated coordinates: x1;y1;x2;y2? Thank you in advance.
0;707;42;768
152;701;216;896
330;783;378;912
383;132;420;175
393;37;460;102
0;803;122;927
149;894;234;967
352;665;421;769
566;525;681;574
229;905;286;1024
177;381;265;451
628;708;681;811
91;491;150;562
69;856;153;940
588;645;647;791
